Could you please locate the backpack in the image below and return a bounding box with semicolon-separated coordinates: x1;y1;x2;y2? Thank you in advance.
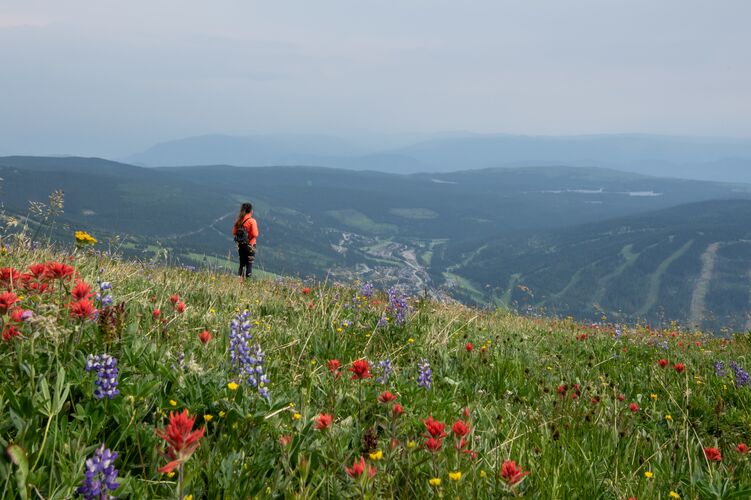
234;222;250;245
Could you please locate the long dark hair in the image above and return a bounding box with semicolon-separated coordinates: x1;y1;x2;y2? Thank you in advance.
234;202;252;229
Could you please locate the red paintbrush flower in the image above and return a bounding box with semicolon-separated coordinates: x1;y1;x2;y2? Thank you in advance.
500;459;529;485
451;419;470;438
45;262;74;281
345;456;375;478
557;385;566;396
0;291;19;314
315;413;333;430
465;342;474;352
0;267;21;287
70;299;97;320
658;358;669;368
71;281;92;301
423;416;448;439
156;410;206;473
198;330;212;344
2;325;21;342
349;359;371;380
328;359;341;378
704;447;722;462
175;301;186;313
302;287;311;295
152;308;161;319
629;403;639;413
393;403;404;417
377;391;397;403
737;443;748;454
170;294;180;304
424;437;443;452
28;263;47;279
674;363;685;373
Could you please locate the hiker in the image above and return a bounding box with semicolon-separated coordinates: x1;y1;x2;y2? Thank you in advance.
232;202;259;278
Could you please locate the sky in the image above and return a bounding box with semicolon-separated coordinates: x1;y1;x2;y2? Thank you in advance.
1;0;750;158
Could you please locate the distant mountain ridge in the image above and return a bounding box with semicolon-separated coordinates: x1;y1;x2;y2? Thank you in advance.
126;133;751;183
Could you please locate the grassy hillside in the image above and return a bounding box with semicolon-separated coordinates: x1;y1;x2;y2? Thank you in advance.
1;243;751;498
3;155;751;329
445;200;751;331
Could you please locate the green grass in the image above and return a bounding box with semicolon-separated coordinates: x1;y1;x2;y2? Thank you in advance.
388;208;439;220
326;209;398;236
1;242;751;498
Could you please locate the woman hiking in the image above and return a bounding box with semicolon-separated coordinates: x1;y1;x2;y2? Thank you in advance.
232;202;259;279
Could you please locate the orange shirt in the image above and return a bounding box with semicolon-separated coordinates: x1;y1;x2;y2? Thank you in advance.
232;214;258;245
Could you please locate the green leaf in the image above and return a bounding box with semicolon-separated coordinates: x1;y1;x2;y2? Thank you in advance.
6;444;29;500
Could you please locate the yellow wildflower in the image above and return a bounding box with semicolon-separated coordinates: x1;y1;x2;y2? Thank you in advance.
292;413;302;420
480;470;487;478
184;496;193;500
665;414;672;420
74;230;97;246
166;471;175;478
204;415;213;422
406;440;416;449
369;450;383;461
219;411;226;418
669;492;680;499
227;382;239;391
449;471;462;481
407;338;415;344
650;394;657;400
429;477;441;486
169;400;177;407
644;471;654;479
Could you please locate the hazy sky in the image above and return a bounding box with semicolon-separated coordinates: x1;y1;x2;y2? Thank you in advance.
1;0;750;157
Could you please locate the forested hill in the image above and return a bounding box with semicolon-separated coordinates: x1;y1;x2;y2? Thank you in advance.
441;199;751;331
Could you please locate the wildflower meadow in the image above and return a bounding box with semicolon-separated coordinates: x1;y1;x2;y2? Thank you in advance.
2;242;751;499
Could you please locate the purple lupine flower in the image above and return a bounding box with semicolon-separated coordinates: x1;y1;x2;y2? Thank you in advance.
360;282;374;299
228;311;270;398
417;358;432;390
729;361;751;387
377;315;388;328
78;445;120;500
614;325;622;341
95;280;113;307
661;340;669;350
714;361;726;377
377;359;393;384
386;287;409;325
85;354;120;399
171;352;188;372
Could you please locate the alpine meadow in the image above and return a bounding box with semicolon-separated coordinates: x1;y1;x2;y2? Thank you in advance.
2;1;751;499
